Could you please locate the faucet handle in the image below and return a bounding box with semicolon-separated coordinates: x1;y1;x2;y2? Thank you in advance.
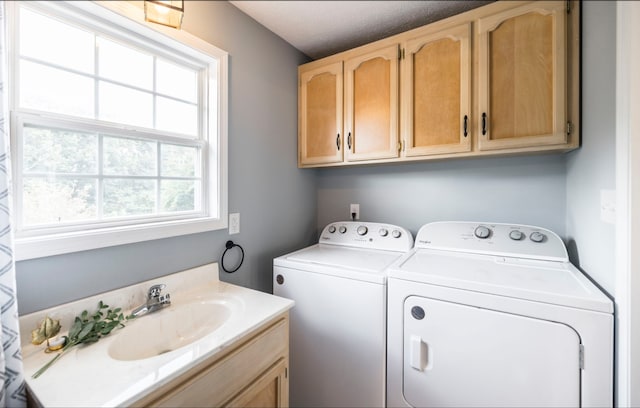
148;284;166;299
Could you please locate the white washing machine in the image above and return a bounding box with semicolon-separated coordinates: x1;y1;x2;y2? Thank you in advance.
387;221;614;408
273;221;413;408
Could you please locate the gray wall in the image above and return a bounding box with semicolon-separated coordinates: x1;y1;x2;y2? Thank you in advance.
565;1;617;295
317;155;568;239
16;1;317;315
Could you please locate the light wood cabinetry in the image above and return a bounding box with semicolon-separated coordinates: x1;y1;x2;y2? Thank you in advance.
297;0;579;168
402;23;471;157
344;45;400;162
477;1;568;150
298;45;400;166
299;62;343;166
132;313;289;408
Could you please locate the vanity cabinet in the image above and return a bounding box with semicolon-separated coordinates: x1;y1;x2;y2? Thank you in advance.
132;313;289;408
298;0;579;168
477;1;569;151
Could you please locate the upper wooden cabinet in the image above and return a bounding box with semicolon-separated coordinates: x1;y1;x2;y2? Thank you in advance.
298;62;343;166
344;45;400;162
298;1;579;168
298;45;400;166
402;23;472;157
477;1;568;150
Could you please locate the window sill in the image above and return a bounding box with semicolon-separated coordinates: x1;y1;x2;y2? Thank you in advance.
15;216;227;261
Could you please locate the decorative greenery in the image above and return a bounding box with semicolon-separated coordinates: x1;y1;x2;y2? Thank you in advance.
32;301;133;379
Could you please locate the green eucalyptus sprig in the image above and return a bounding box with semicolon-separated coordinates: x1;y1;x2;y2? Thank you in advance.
32;301;134;379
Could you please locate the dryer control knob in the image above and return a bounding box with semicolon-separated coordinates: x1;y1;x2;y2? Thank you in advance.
379;228;389;237
328;225;336;233
357;226;368;236
509;230;524;241
530;231;546;243
392;229;402;239
474;226;491;239
339;226;347;234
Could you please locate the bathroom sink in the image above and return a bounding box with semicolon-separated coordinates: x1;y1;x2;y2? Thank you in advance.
108;299;233;361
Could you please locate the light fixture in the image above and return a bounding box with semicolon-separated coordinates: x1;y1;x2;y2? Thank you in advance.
144;0;184;30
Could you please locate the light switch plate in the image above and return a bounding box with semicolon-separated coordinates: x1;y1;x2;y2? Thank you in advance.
600;190;616;224
229;213;240;234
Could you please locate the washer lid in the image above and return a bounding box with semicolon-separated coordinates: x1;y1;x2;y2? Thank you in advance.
388;248;613;313
274;244;404;284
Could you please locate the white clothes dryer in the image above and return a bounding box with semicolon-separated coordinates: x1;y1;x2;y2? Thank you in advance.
273;221;413;408
387;221;613;408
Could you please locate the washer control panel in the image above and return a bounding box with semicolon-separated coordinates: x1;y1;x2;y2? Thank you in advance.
415;221;567;261
320;221;414;252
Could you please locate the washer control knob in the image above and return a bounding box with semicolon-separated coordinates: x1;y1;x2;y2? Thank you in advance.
338;226;347;234
357;226;368;236
379;228;389;237
328;225;336;233
474;226;491;239
391;229;402;239
509;230;524;241
530;231;546;243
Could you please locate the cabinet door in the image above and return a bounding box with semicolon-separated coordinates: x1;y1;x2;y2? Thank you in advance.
403;23;471;157
225;359;289;408
344;45;399;162
299;62;343;166
477;1;567;150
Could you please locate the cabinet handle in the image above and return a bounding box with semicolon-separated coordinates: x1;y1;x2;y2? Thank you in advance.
463;115;468;137
482;112;487;136
336;133;341;151
347;132;352;150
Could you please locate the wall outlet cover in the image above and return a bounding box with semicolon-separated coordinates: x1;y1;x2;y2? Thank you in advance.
350;204;360;220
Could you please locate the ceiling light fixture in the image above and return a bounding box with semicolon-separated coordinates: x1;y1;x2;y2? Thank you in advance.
144;0;184;30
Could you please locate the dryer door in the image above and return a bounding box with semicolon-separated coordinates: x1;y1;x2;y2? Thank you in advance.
403;296;581;407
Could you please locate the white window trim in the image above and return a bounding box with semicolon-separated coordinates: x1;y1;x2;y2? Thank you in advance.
8;1;228;261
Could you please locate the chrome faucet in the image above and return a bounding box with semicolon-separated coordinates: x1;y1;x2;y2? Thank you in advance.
131;284;171;318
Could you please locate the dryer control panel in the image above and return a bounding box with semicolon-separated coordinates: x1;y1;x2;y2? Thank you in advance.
415;221;568;262
320;222;414;252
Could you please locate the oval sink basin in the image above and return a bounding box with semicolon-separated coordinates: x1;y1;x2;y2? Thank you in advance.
108;300;233;361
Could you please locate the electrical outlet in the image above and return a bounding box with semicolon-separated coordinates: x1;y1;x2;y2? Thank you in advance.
350;204;360;220
229;213;240;234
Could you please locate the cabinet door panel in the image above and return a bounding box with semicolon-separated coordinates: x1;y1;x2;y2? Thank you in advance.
478;1;566;150
490;12;553;139
345;45;399;161
354;58;390;154
404;23;471;157
299;62;343;165
225;359;288;408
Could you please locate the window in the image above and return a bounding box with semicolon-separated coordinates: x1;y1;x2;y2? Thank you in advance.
8;1;228;260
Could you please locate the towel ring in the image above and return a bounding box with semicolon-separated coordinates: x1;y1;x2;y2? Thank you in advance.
221;240;244;273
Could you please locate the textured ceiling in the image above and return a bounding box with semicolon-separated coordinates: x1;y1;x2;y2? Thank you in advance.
229;1;492;60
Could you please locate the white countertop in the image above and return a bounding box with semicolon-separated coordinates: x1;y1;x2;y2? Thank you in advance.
20;263;294;407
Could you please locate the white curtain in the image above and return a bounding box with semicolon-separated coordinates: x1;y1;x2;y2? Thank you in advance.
0;3;25;407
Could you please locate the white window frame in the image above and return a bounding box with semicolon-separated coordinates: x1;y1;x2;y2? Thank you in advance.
7;1;228;260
